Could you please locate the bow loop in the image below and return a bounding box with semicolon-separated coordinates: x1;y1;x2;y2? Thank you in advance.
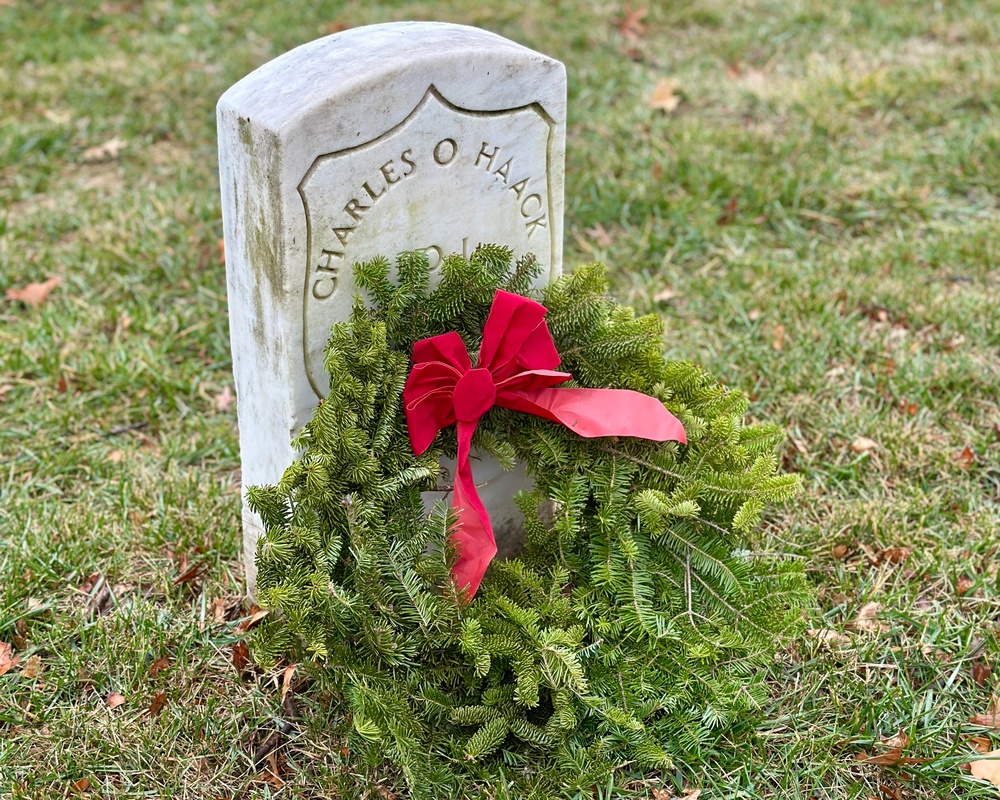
403;289;687;598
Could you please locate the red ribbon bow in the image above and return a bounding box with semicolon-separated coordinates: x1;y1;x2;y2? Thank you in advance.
403;290;687;598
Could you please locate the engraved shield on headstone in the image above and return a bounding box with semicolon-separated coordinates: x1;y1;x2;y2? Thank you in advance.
299;86;556;398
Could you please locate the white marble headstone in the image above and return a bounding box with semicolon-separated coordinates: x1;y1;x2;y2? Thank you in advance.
218;22;566;592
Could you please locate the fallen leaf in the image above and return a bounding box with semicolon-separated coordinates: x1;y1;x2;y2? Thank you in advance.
232;640;250;675
957;576;975;596
324;20;351;34
70;778;91;793
280;663;297;705
881;547;911;565
237;606;270;633
20;654;42;679
585;222;613;247
148;656;171;678
0;641;20;677
883;729;909;749
107;450;124;464
969;748;1000;788
807;628;851;647
972;662;992;687
5;276;61;308
653;287;676;304
212;597;228;624
969;735;993;754
956;446;976;469
648;77;681;112
971;704;1000;728
215;386;235;412
81;137;127;163
652;789;671;800
614;5;647;40
27;597;45;613
832;544;849;560
854;601;887;633
173;559;208;586
772;324;786;351
106;691;126;708
855;747;926;766
851;436;878;453
716;196;738;225
147;690;167;716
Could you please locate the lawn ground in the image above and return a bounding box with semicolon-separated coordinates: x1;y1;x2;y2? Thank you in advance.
1;0;999;797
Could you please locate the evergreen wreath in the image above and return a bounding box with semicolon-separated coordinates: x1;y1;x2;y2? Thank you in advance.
248;246;811;798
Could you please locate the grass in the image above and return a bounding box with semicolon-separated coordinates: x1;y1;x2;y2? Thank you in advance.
1;0;998;796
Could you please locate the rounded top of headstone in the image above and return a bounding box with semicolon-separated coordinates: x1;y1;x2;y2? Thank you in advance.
218;22;565;135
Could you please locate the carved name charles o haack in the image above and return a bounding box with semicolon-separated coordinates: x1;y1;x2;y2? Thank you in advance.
218;22;566;593
300;87;557;398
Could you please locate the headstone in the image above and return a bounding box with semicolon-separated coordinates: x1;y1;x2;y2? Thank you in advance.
218;22;566;592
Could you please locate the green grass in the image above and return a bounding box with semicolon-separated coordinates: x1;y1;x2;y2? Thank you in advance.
1;0;998;797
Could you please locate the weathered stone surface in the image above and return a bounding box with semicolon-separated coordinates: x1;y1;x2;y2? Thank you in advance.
218;22;566;592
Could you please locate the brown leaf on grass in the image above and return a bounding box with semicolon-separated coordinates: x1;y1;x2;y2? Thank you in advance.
972;661;992;687
970;703;1000;728
147;690;167;716
5;276;61;308
107;450;124;464
648;77;681;112
215;386;235;412
807;628;851;647
956;446;976;469
280;664;297;705
854;747;926;766
957;576;975;596
832;544;849;560
81;137;127;163
614;5;647;40
854;601;887;634
148;656;171;678
375;784;397;799
70;778;91;793
651;789;671;800
237;606;270;633
586;222;613;248
716;196;738;225
20;654;42;678
968;749;1000;788
324;20;351;34
771;324;786;351
212;597;228;624
882;729;909;749
881;547;911;565
653;287;676;304
0;641;20;677
851;436;878;453
969;736;993;754
173;559;209;587
232;641;250;675
106;691;126;708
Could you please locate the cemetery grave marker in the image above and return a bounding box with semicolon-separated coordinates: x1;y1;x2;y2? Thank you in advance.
218;22;566;591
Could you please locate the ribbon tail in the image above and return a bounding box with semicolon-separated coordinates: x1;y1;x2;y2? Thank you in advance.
506;387;687;444
450;419;497;599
